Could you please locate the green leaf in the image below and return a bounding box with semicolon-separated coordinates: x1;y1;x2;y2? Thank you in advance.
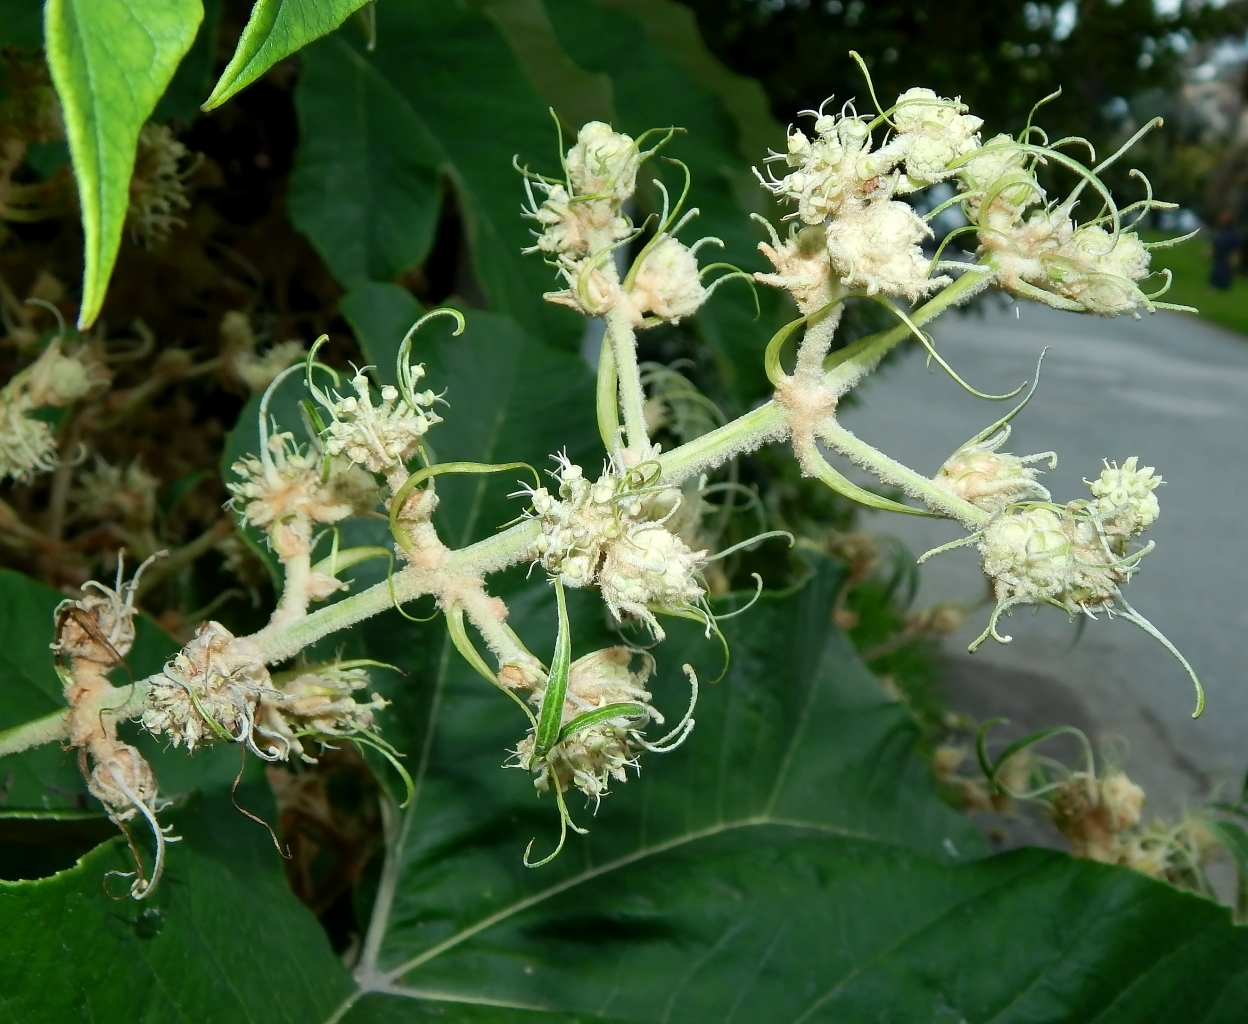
204;0;372;111
478;0;614;131
0;785;355;1023
44;0;203;328
315;553;1248;1022
288;1;581;348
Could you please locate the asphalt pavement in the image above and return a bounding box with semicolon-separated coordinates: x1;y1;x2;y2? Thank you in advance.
838;298;1248;815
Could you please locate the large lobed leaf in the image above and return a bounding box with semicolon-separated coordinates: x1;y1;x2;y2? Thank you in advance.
0;785;354;1024
313;552;1248;1023
44;0;203;328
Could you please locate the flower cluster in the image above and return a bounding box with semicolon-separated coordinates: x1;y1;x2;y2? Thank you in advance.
315;369;440;476
756;87;980;301
973;456;1162;645
522;121;718;325
959;132;1167;316
228;428;376;560
0;339;103;482
141;621;387;763
71;457;159;532
128;123;197;247
523;453;707;639
514;647;659;802
935;432;1055;512
1087;456;1161;545
756;77;1171;318
53;557;177;899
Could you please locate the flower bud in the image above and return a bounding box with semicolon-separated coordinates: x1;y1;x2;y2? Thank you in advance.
566;122;639;202
935;447;1051;511
629;237;707;323
825;200;946;301
1087;456;1160;537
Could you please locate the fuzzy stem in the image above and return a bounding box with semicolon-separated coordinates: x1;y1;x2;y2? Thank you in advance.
817;417;987;528
0;707;69;756
245;401;791;667
271;548;312;626
605;304;649;453
657;401;788;483
824;265;997;394
794;296;845;381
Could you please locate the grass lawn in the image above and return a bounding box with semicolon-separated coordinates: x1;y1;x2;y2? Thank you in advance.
1144;228;1248;336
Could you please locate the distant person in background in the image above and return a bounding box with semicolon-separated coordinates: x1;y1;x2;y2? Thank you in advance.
1210;210;1239;290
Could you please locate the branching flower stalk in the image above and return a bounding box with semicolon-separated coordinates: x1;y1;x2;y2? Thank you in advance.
0;61;1207;893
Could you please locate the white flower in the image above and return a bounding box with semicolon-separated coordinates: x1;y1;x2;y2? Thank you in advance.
757;109;881;224
755;225;836;315
142;621;278;756
523;453;707;639
0;402;55;481
980;506;1073;606
128;123;196;247
229;431;370;533
143;627;387;764
1087;457;1161;538
320;370;440;474
935;433;1055;512
825;200;947;301
71;458;159;529
891;87;982;187
628;236;708;323
565;122;640;202
0;339;105;482
958;134;1039;217
515;647;662;801
1046;226;1154;316
522;181;630;260
598;523;706;637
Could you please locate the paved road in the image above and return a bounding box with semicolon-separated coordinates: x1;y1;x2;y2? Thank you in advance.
838;300;1248;813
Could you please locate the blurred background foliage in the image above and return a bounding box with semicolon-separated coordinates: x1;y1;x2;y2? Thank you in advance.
679;0;1248;216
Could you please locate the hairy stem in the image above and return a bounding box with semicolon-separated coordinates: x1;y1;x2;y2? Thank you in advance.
0;707;69;756
794;295;845;381
656;401;787;483
817;417;987;527
605;304;649;453
824;264;997;393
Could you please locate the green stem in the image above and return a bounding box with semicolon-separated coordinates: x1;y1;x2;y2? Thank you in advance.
818;418;987;528
248;402;788;667
605;304;649;452
656;402;787;484
824;264;997;392
0;707;69;757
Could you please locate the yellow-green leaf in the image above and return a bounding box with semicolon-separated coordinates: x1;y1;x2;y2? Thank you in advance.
44;0;203;328
203;0;373;111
